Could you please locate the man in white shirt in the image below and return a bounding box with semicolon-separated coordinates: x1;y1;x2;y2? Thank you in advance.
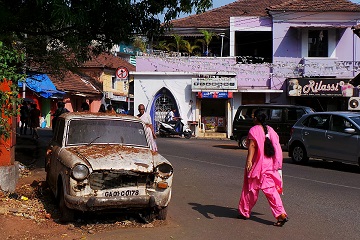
165;107;183;133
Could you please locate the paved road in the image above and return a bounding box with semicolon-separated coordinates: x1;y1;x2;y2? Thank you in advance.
90;137;360;240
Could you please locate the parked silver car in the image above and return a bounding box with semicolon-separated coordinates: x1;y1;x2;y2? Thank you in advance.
45;112;173;222
288;111;360;166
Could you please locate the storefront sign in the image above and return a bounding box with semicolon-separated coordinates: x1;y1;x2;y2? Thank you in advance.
287;78;357;97
112;95;127;102
192;77;237;91
197;92;233;99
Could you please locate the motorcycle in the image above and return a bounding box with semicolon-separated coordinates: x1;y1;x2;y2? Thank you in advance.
158;119;192;139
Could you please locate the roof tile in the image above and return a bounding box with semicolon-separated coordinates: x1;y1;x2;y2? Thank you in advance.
171;0;360;28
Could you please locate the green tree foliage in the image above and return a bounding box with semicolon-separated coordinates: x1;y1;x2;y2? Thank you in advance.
154;40;171;52
133;36;147;53
196;30;218;56
0;0;213;70
0;0;212;139
0;41;25;139
182;40;200;55
168;34;186;52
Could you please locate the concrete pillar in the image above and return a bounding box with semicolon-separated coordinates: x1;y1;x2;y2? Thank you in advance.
0;79;18;193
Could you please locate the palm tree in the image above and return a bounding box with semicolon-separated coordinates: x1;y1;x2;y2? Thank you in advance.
168;34;186;52
182;40;200;56
197;30;218;56
154;40;171;52
133;36;147;53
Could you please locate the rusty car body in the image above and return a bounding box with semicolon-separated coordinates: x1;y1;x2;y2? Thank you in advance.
45;112;173;222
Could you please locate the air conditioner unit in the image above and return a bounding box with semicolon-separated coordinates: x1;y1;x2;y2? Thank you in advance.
348;97;360;111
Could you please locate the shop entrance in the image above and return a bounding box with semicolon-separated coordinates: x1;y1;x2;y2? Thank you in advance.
201;99;227;132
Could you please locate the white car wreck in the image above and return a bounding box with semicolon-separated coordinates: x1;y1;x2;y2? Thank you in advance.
45;112;173;222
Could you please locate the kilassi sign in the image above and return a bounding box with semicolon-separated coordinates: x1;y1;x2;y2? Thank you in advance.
287;78;359;97
191;77;237;91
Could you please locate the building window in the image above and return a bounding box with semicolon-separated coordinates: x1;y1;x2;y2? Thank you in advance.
112;76;117;89
308;30;328;57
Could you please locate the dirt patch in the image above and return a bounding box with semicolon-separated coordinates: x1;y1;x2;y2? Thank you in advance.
0;164;167;239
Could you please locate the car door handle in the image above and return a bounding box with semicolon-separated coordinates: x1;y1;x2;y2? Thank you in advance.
327;135;333;139
304;132;309;136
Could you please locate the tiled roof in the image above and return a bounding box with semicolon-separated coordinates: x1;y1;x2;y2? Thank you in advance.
50;71;102;95
267;0;360;12
81;52;136;71
171;0;360;28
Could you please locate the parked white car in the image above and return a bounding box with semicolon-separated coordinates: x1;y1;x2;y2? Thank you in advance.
46;112;173;222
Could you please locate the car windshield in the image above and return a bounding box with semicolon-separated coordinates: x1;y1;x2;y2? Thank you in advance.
66;119;148;147
349;116;360;127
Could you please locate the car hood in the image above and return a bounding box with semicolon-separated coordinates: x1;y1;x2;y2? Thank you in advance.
65;145;156;172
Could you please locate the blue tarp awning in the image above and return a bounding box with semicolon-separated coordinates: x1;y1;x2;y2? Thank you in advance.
18;73;65;98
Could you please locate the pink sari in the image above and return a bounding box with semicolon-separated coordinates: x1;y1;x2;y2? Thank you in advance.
245;125;283;192
238;124;286;218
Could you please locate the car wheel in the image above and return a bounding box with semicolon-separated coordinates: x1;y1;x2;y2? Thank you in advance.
239;136;248;149
58;184;75;223
291;144;309;164
156;206;168;220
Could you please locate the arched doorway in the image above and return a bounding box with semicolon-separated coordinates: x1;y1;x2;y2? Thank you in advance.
151;88;177;132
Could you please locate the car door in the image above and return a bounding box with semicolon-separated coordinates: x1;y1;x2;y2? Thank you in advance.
325;115;360;163
302;114;330;157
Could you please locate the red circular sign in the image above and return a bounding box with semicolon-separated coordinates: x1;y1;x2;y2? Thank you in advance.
116;67;129;79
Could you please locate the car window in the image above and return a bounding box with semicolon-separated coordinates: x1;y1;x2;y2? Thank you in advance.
236;107;255;120
287;108;305;121
349;116;360;128
303;114;330;130
330;115;353;133
55;119;65;145
66;119;148;147
269;109;282;121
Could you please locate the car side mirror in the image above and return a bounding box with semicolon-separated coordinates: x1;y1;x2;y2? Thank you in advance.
344;128;356;134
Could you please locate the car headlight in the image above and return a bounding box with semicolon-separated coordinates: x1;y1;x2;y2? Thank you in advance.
156;163;173;179
71;164;89;181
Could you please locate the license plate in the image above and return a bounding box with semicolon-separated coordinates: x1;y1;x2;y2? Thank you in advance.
103;189;142;197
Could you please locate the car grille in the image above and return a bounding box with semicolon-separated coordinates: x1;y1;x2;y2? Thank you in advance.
89;170;154;190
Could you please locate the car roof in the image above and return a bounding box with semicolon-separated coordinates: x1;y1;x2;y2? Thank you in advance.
303;111;360;117
59;112;140;121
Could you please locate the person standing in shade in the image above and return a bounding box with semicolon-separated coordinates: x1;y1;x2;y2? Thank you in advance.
238;109;288;227
52;101;69;132
81;102;90;112
137;104;157;151
29;103;41;139
98;104;106;113
20;101;30;135
106;104;115;113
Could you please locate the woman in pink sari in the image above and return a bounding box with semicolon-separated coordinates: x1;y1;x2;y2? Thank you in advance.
238;109;288;227
137;104;158;152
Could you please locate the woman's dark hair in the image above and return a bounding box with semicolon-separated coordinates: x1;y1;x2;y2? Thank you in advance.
253;109;275;157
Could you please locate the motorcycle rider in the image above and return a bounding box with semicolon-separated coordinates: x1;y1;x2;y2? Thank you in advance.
165;107;183;133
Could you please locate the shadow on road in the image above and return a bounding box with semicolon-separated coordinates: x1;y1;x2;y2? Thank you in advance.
188;202;274;225
283;157;360;174
212;144;239;150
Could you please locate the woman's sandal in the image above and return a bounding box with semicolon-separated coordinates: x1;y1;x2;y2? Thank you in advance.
273;214;288;227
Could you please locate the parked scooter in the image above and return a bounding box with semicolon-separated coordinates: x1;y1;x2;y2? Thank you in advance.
158;119;192;139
